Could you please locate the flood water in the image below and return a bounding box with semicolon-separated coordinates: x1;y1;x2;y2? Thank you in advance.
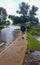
31;51;40;59
33;36;40;41
0;25;20;52
30;36;40;60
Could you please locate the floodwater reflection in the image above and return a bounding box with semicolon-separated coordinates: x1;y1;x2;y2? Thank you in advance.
0;25;20;52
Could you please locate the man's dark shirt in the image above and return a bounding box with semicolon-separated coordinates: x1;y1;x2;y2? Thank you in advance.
21;26;25;32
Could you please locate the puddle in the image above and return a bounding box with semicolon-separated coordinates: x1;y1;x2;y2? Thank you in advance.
33;36;40;41
31;51;40;59
28;62;39;65
23;51;40;65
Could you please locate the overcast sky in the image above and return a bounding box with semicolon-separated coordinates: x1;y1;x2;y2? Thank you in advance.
0;0;40;22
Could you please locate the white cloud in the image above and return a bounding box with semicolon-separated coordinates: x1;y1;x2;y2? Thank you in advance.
0;0;19;15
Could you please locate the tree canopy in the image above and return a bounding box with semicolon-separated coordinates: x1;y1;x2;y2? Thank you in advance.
29;5;38;17
9;2;39;26
0;7;7;20
0;7;7;29
17;2;30;16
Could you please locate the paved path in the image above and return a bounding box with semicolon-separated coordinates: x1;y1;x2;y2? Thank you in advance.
0;34;28;65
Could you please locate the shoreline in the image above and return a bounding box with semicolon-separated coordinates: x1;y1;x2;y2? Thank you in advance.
0;30;20;53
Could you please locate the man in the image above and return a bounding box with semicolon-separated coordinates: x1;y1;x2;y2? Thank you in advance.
21;25;26;39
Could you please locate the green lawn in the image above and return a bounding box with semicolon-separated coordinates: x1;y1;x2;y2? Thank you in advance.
27;32;40;51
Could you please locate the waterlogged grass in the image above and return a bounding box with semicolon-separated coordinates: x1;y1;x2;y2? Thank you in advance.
27;32;40;51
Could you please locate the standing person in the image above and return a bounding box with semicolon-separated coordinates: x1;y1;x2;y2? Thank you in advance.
21;24;26;39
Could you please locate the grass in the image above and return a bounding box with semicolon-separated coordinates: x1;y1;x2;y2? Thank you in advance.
29;26;40;35
27;32;40;51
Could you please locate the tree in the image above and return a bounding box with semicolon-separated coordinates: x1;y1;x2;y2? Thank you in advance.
0;7;7;41
8;15;14;21
9;15;30;25
9;15;20;24
4;20;10;25
16;2;30;25
29;5;38;17
29;5;39;26
17;2;30;16
0;7;7;29
8;2;30;25
0;7;7;20
9;2;39;27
